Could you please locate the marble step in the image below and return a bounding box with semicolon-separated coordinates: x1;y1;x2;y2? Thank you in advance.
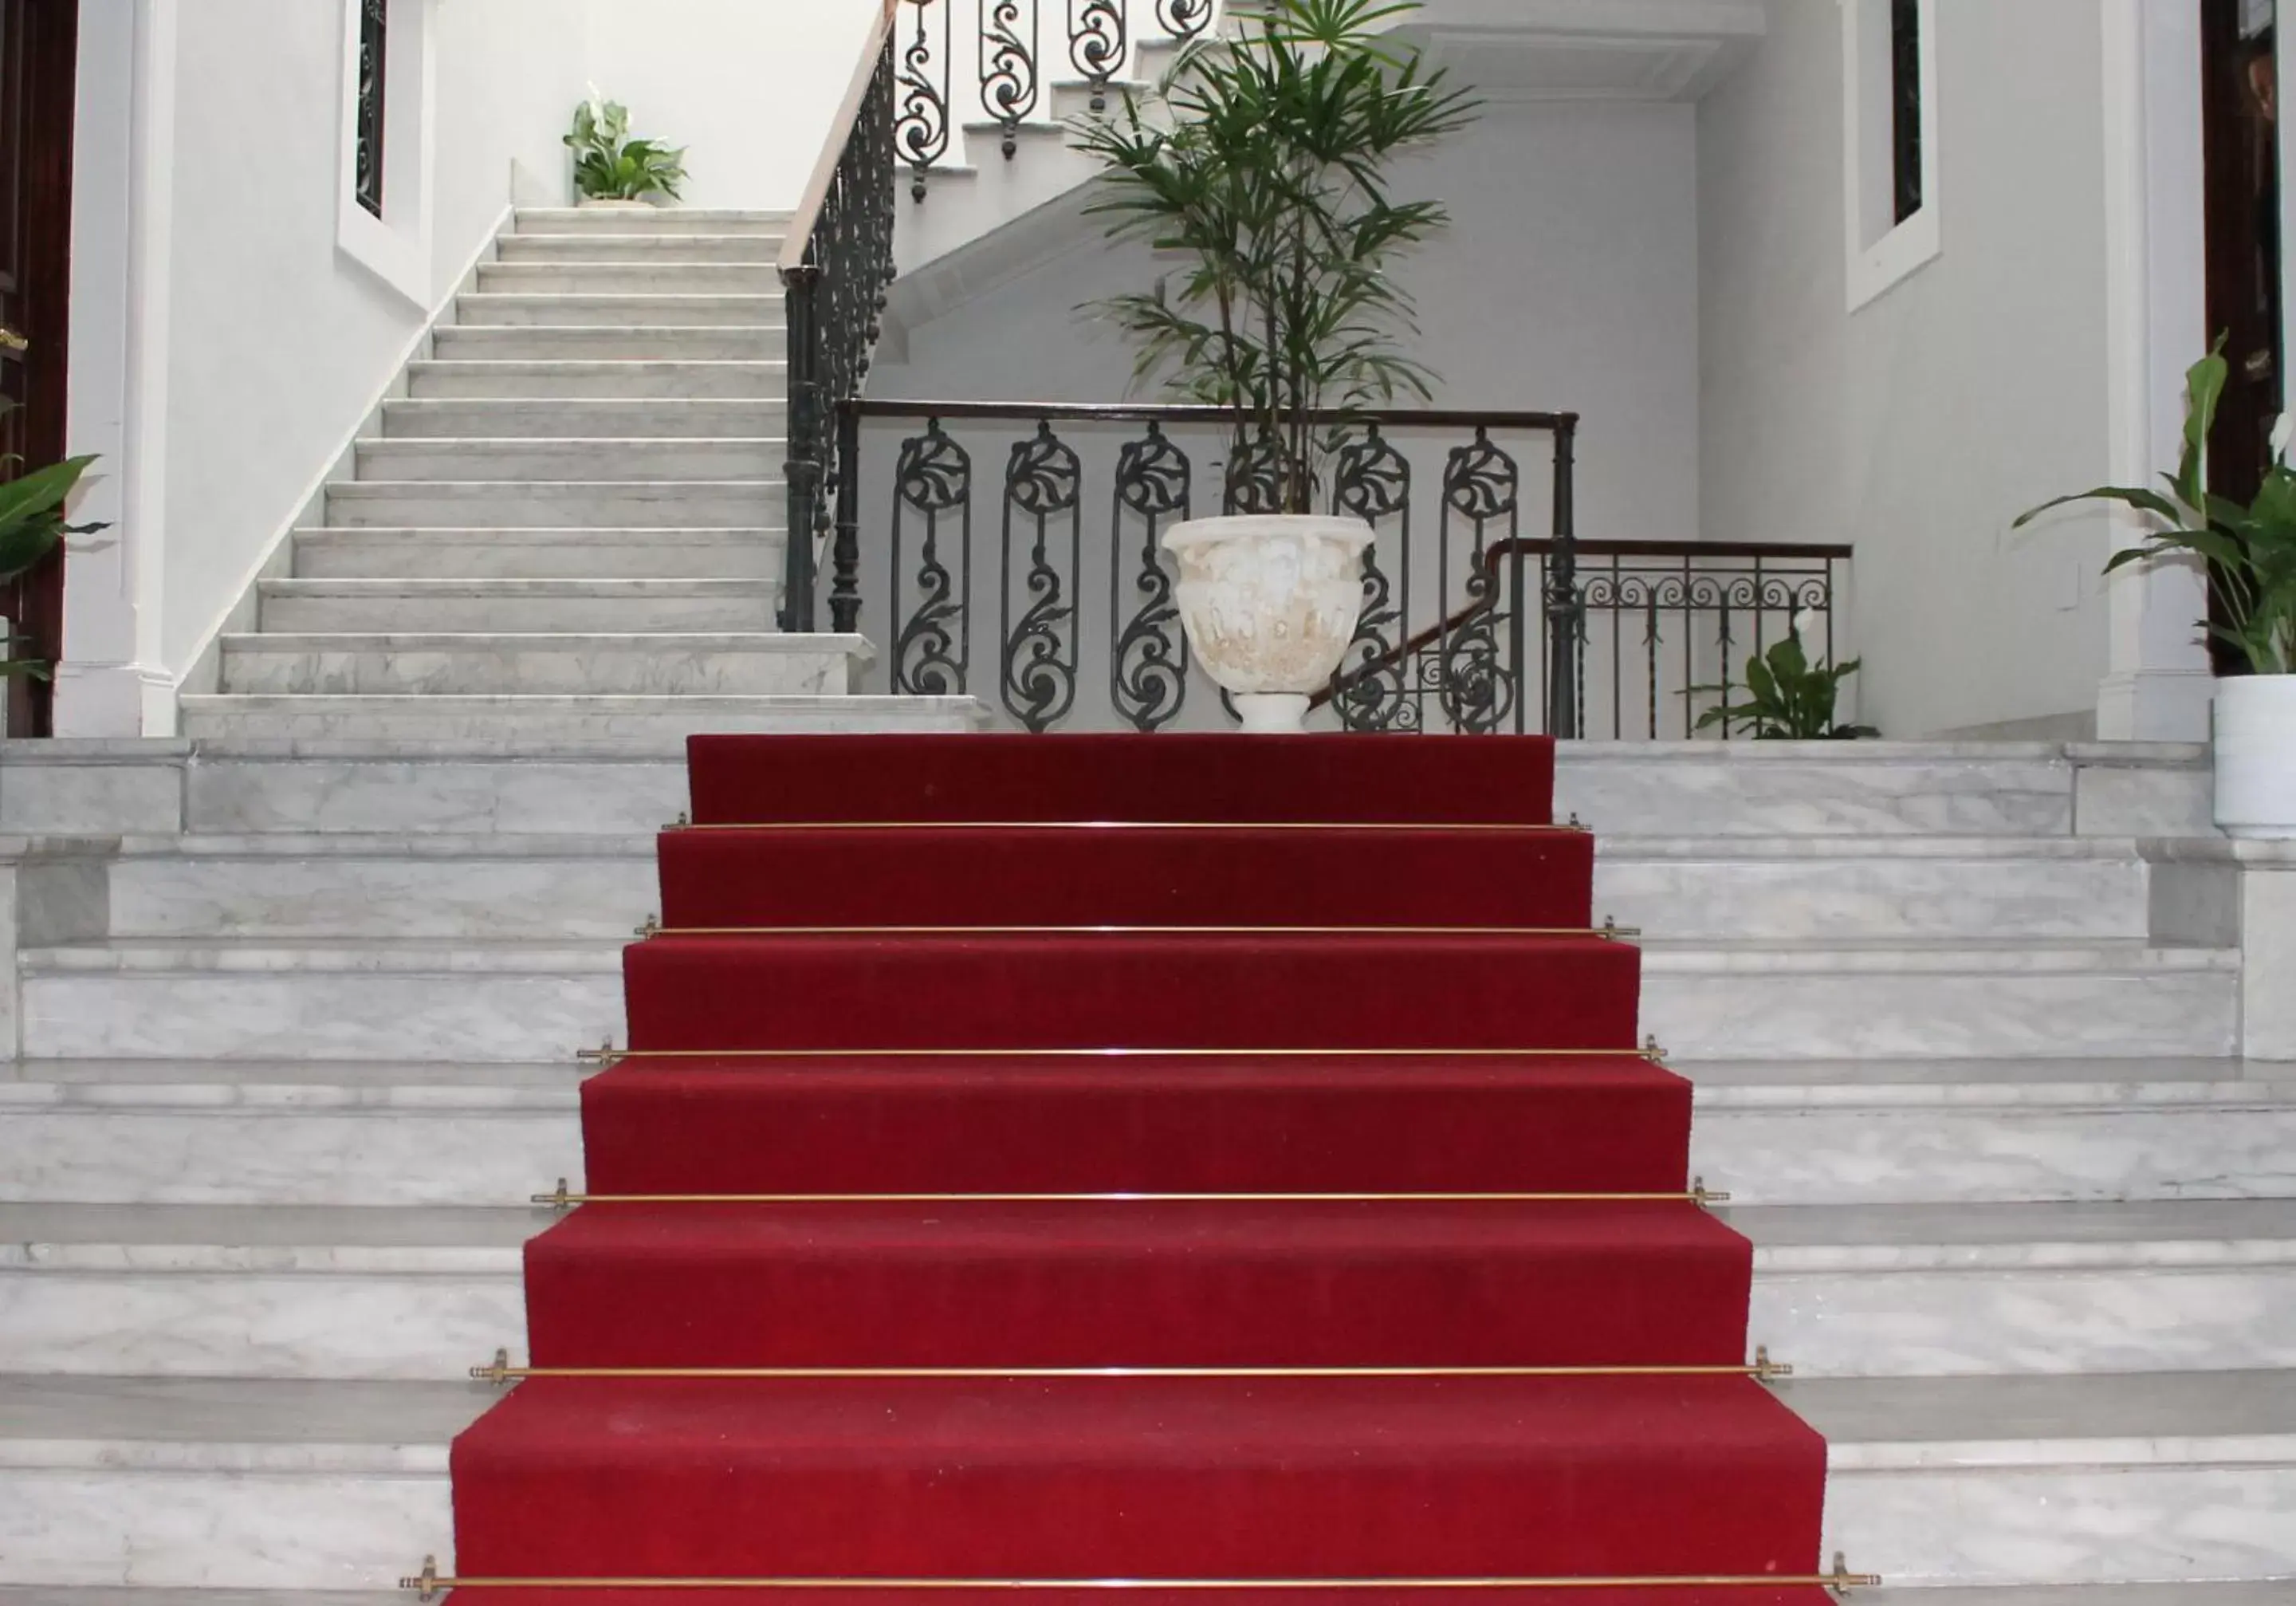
428;325;786;361
256;578;780;634
379;399;784;439
218;635;862;699
474;262;776;295
2;1372;2291;1590
494;231;784;263
509;207;791;236
103;835;659;939
405;360;784;400
9;1197;2296;1383
175;695;986;744
0;1061;580;1206
1553;742;2211;840
352;438;780;482
324;481;782;529
1689;1057;2296;1206
289;527;782;581
1597;837;2152;941
1641;941;2239;1061
453;293;783;328
177;744;696;834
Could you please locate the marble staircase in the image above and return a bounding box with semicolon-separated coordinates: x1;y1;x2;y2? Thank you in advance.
0;739;2291;1598
178;207;979;743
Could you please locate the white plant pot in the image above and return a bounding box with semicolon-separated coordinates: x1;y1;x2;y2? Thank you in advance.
1162;514;1374;734
2215;674;2296;839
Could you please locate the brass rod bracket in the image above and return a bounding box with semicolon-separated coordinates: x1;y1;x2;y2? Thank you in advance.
1751;1345;1794;1384
400;1556;440;1600
472;1348;514;1387
533;1179;576;1210
667;811;692;830
1691;1177;1732;1209
635;915;662;939
1831;1553;1883;1592
575;1039;621;1067
1641;1033;1669;1064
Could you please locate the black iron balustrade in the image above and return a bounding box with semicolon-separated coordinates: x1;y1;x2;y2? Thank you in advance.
893;0;1223;198
354;0;388;218
780;16;901;632
818;401;1581;735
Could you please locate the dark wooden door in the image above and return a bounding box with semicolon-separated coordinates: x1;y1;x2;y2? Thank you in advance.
0;0;78;736
2201;0;2281;674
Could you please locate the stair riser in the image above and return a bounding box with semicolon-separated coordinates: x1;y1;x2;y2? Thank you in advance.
475;264;777;295
0;1455;2281;1592
220;645;856;699
1824;1460;2296;1588
407;361;786;400
1557;758;2077;837
431;327;786;360
382;400;786;439
177;700;981;742
20;969;622;1064
258;595;779;634
325;486;783;529
108;854;659;939
1646;966;2239;1061
0;1104;580;1204
18;967;2247;1069
355;441;781;482
1595;857;2152;941
184;757;692;835
13;1257;2296;1382
456;295;783;328
495;235;783;263
0;1269;522;1379
1696;1101;2296;1205
511;209;789;236
292;531;783;580
0;1466;452;1589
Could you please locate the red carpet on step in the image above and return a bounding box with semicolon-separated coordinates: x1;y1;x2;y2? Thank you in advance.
449;734;1834;1606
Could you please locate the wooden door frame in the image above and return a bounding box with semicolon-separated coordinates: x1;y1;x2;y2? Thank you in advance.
5;0;79;737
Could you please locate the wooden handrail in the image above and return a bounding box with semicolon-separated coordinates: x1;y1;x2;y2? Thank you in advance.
1309;537;1853;713
777;0;900;278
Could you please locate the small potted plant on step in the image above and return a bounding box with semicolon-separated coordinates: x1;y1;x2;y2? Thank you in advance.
567;91;688;208
1073;0;1480;733
0;400;105;685
2019;346;2296;838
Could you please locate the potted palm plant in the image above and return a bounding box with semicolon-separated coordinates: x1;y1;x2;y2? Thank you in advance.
1074;0;1479;733
2019;346;2296;838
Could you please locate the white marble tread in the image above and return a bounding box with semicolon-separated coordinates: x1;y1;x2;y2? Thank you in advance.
1685;1056;2294;1088
1641;939;2239;974
0;1592;405;1606
0;1058;577;1086
1733;1199;2296;1266
0;1203;537;1269
20;939;626;974
1603;835;2157;860
0;1590;2286;1606
108;832;658;859
177;695;991;742
0;1376;488;1470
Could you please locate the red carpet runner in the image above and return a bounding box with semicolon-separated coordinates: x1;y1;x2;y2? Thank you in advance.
447;734;1837;1606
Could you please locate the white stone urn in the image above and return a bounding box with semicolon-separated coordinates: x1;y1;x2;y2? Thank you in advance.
1162;514;1375;734
2215;675;2296;839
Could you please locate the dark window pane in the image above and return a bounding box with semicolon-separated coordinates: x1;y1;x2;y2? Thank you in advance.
356;0;387;218
1891;0;1923;223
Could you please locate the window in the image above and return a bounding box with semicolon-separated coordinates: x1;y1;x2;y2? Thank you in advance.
1842;0;1940;311
355;0;387;218
336;0;435;308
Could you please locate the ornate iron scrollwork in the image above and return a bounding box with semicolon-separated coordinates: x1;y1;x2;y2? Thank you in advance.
355;0;388;218
1155;0;1216;41
1110;425;1193;733
1436;429;1520;735
897;0;953;200
1001;422;1084;732
1070;0;1128;110
1328;428;1413;733
890;423;974;696
981;0;1043;159
1221;430;1288;515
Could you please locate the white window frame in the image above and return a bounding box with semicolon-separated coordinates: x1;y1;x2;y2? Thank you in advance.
335;0;438;309
1841;0;1940;312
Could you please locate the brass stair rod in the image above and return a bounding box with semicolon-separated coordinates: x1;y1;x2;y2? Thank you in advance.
532;1179;1733;1209
470;1351;1794;1386
576;1037;1672;1065
631;921;1641;939
662;819;1593;833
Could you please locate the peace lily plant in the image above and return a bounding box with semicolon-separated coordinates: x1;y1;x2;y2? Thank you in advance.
1073;0;1480;731
2018;346;2296;836
567;90;688;206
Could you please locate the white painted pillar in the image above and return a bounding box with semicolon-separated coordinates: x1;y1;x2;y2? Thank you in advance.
2096;0;2215;742
53;0;177;738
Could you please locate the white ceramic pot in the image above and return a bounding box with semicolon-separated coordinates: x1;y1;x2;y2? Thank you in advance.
2215;674;2296;839
1162;514;1374;734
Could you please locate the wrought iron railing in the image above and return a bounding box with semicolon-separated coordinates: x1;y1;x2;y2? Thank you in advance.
779;12;901;632
894;0;1218;199
819;401;1582;734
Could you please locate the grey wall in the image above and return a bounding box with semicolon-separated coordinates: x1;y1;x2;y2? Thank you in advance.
1699;0;2120;739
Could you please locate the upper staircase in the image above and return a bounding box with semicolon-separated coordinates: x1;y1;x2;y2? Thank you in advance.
181;207;976;743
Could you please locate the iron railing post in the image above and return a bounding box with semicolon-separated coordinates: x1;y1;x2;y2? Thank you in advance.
831;403;865;634
780;264;823;634
1545;417;1581;738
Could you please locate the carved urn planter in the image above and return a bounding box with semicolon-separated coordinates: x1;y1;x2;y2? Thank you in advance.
1162;514;1374;734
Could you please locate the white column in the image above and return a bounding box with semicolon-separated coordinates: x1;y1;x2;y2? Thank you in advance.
2096;0;2215;742
53;0;177;738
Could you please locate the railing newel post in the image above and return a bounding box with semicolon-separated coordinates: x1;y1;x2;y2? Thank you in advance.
1545;416;1581;739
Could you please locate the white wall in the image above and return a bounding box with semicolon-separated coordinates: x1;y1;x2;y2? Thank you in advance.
1699;0;2126;739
